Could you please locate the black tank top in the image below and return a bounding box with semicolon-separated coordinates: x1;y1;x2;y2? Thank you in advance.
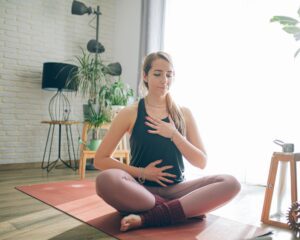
129;98;185;187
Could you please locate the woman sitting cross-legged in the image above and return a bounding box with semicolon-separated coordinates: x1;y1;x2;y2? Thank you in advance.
94;51;241;232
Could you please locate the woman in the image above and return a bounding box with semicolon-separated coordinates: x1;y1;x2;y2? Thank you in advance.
94;51;241;232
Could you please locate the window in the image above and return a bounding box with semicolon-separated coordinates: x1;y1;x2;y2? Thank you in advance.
164;0;300;184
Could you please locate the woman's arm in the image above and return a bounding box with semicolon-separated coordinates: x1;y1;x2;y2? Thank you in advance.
94;105;141;178
172;107;207;169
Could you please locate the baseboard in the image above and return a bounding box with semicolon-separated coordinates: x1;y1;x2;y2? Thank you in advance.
0;160;79;171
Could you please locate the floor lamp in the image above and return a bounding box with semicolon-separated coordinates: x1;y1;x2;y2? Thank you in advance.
71;0;104;58
70;0;122;91
41;62;78;172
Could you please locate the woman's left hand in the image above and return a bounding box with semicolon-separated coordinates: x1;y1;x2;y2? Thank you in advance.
145;115;176;139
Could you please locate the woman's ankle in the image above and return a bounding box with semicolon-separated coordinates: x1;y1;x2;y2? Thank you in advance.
141;199;186;227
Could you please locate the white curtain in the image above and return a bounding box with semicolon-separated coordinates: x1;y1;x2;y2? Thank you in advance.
164;0;300;184
137;0;166;95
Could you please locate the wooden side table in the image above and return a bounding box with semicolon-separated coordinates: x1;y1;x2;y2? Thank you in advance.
261;152;299;228
41;120;81;172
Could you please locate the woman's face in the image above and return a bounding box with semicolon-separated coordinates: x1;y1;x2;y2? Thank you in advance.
143;58;174;96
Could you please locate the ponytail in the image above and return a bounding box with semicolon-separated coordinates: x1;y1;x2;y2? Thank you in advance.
166;93;186;136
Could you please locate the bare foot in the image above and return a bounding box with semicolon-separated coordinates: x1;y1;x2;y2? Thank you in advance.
120;214;143;232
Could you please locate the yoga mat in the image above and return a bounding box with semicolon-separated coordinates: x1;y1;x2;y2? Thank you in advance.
16;179;269;240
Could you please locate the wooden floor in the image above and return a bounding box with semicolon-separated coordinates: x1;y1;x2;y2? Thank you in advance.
0;168;296;240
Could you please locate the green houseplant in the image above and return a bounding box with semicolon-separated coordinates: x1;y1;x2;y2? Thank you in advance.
99;78;134;119
107;78;134;106
84;101;110;150
67;48;122;141
69;48;122;105
271;7;300;57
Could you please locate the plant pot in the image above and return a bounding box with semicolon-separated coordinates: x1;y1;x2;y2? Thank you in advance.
87;139;101;151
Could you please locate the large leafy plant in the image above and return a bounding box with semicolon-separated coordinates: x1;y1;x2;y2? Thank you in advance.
271;7;300;57
69;48;122;104
99;78;134;106
86;101;110;140
67;48;122;140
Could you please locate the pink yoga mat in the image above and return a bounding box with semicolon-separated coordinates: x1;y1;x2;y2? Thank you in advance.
16;179;269;240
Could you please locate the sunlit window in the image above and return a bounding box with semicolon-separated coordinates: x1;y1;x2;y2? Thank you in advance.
164;0;300;184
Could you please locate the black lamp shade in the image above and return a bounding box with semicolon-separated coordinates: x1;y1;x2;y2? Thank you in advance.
71;0;92;15
87;39;105;53
106;62;122;76
42;62;78;91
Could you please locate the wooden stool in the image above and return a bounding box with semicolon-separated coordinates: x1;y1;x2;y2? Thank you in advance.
261;152;299;228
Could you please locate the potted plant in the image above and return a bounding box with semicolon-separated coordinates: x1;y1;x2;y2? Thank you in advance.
108;78;134;106
67;48;122;119
271;7;300;57
99;78;134;118
84;100;110;150
66;48;122;171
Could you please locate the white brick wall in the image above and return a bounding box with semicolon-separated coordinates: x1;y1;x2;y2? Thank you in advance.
0;0;117;164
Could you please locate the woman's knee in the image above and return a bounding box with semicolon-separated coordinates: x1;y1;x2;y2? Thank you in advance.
95;169;128;197
221;174;241;197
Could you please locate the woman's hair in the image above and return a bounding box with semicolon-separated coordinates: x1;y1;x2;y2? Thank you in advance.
139;51;186;136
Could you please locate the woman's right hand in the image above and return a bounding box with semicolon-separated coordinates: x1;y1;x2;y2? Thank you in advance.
144;160;177;187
